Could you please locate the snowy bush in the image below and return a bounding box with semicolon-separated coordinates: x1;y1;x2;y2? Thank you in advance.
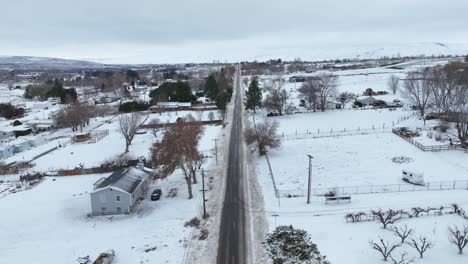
391;156;413;164
264;225;330;264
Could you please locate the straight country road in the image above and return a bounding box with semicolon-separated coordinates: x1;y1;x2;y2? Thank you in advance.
217;65;248;264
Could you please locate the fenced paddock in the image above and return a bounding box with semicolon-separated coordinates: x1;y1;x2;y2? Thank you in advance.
392;128;467;152
278;180;468;197
280;127;392;140
72;129;109;144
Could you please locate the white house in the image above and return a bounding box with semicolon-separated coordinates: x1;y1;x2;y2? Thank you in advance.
90;167;149;216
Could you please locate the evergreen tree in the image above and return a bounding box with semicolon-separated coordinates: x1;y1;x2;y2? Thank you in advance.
265;225;330;264
245;78;262;113
204;75;219;101
215;90;227;120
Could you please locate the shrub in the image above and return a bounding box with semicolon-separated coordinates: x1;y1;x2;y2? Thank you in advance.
184;217;200;228
0;103;25;119
12;120;22;126
119;101;149;112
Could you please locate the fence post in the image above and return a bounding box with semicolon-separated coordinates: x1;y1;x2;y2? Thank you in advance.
453;181;456;190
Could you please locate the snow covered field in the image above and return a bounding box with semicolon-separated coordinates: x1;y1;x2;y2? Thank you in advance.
250;58;468;264
259;133;468;192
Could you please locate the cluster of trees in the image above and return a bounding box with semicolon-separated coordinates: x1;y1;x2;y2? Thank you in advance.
204;67;234;119
0;103;25;119
351;206;468;262
401;61;468;145
149;81;196;103
264;225;330;264
370;223;468;262
54;102;94;132
298;73;340;112
151;119;204;199
25;79;77;103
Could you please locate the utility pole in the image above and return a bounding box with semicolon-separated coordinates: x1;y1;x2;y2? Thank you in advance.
213;138;219;165
202;168;207;219
306;155;313;204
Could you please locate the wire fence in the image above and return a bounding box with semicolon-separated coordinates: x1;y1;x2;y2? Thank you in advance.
278;180;468;197
279;112;417;141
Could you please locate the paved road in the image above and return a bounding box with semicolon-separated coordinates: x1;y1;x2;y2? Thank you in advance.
217;65;248;264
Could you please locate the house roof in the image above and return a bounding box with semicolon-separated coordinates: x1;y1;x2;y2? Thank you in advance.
95;167;148;194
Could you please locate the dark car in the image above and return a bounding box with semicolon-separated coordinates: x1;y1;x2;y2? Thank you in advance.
150;189;162;201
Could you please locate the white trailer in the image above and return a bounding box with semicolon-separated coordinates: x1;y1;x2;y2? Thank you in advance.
402;169;425;185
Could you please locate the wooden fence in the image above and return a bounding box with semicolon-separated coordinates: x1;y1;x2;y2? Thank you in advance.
141;120;223;129
392;128;467;152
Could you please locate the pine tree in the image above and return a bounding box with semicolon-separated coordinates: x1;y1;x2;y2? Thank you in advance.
204;75;219;101
245;79;262;113
264;225;330;264
215;90;227;120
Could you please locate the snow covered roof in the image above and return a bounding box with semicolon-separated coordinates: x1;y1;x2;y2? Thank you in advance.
94;167;148;194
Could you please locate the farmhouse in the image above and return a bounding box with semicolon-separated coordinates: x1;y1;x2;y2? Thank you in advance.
90;167;149;216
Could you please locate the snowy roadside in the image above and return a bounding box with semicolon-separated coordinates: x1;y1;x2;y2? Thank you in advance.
184;70;237;264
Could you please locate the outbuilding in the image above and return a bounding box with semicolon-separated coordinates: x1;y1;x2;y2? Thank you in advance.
90;167;149;216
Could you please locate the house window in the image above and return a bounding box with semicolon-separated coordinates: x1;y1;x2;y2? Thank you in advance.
102;207;107;212
117;207;121;212
100;194;106;202
116;195;121;202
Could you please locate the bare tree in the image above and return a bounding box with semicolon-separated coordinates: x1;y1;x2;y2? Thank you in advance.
448;225;468;254
54;102;94;132
152;121;204;199
298;79;319;111
391;225;413;244
408;236;433;258
387;75;400;95
337;92;355;109
245;119;281;155
370;238;400;261
371;209;402;229
401;71;432;117
429;68;458;113
264;87;290;115
390;252;414;264
118;113;145;153
317;73;339;112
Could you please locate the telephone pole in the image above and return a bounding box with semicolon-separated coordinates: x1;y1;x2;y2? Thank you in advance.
202;168;207;219
306;155;313;204
213;138;219;165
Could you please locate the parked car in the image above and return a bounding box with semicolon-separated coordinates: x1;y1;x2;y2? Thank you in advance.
93;249;114;264
151;189;162;201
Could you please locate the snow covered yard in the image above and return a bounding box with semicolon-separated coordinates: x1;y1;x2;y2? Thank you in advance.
0;171;205;264
29;119;221;172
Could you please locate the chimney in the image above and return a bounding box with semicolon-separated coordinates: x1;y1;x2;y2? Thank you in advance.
136;161;144;171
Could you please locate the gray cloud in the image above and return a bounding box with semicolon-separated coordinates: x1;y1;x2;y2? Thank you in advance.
1;0;468;63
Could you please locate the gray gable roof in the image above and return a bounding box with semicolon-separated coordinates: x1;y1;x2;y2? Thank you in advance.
96;167;148;194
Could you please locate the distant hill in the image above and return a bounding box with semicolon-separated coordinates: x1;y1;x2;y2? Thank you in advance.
0;56;106;71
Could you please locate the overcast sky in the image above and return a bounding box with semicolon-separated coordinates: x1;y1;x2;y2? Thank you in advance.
2;0;468;64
